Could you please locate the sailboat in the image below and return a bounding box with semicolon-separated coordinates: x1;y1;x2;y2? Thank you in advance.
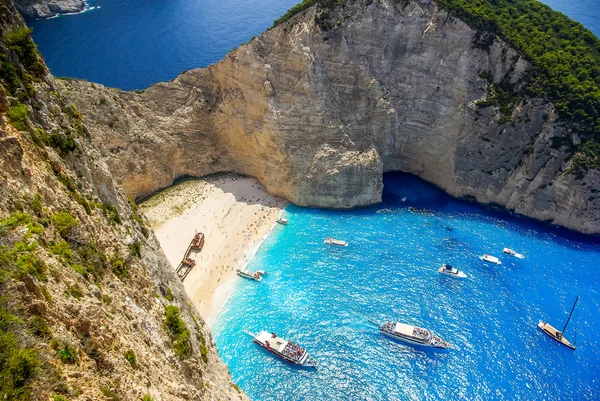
538;296;578;350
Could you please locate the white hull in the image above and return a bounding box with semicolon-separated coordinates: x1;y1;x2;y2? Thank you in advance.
438;267;467;278
324;238;348;247
480;255;502;265
381;330;439;347
503;248;525;259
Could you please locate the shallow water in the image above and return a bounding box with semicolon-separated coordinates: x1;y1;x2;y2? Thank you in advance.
213;173;600;401
27;0;600;90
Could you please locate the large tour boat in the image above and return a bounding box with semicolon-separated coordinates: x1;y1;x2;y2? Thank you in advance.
244;330;318;368
276;217;288;225
480;254;502;265
370;320;453;349
503;248;525;259
236;269;262;281
324;237;348;247
437;264;467;278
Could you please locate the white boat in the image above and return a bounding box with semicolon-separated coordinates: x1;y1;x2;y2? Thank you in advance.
244;330;318;368
324;237;348;247
370;320;452;349
236;269;262;281
480;254;502;265
503;248;525;259
276;217;288;225
437;264;467;278
538;296;578;351
256;270;267;276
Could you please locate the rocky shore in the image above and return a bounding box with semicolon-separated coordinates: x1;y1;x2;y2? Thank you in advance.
15;0;86;19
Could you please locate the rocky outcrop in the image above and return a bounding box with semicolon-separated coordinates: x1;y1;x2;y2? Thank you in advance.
15;0;85;19
60;0;600;233
0;1;248;399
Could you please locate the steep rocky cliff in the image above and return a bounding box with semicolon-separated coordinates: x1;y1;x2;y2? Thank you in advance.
60;0;600;234
0;1;248;399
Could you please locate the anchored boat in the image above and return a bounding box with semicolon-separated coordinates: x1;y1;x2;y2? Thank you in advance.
438;264;467;278
480;254;502;265
503;248;525;259
324;237;348;247
244;330;318;368
538;296;578;350
276;217;288;225
236;269;262;281
256;270;267;276
369;319;452;349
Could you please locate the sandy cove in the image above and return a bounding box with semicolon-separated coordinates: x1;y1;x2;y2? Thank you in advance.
140;173;287;324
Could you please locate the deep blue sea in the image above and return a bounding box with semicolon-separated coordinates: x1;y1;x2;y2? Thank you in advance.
213;173;600;400
27;0;600;90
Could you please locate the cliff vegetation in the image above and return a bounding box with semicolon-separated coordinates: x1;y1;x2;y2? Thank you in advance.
437;0;600;172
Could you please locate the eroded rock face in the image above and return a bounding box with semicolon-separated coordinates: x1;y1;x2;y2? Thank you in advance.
15;0;85;19
61;0;600;233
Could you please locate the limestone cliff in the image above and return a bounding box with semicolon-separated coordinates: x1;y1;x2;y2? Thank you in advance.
59;0;600;234
0;1;248;399
14;0;85;19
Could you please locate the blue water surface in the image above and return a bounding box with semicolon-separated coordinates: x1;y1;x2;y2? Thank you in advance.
27;0;298;90
213;173;600;401
27;0;600;90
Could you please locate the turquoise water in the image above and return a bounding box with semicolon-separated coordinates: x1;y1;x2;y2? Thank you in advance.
213;173;600;400
27;0;600;90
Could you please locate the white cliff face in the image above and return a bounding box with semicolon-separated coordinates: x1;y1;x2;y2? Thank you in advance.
61;0;600;234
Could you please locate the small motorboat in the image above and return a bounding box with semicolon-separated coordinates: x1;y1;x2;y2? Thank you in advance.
369;319;452;349
244;330;318;368
276;217;288;225
438;264;467;278
480;254;502;265
256;270;267;276
236;269;262;281
324;237;348;247
503;248;525;259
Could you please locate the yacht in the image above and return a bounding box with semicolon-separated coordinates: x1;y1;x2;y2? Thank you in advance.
276;217;288;225
236;269;262;281
480;254;502;264
244;330;318;368
324;237;348;247
370;319;452;349
256;270;267;276
538;296;578;350
437;264;467;278
503;248;525;259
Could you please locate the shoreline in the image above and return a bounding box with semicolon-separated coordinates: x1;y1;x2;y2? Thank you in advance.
140;173;287;324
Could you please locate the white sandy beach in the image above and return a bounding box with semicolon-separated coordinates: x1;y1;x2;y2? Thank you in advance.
140;173;287;325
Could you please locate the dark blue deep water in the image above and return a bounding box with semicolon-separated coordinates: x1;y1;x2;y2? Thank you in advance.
27;0;298;90
213;173;600;400
27;0;600;90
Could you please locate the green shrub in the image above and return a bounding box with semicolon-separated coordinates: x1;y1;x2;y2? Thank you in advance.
29;315;51;338
0;211;30;230
50;241;73;263
4;27;45;79
164;305;191;359
164;287;173;302
272;0;345;28
100;384;122;401
123;350;136;368
14;251;47;281
101;294;111;304
52;395;69;401
101;203;121;225
48;132;78;156
56;341;78;364
6;103;28;131
110;256;128;280
40;285;53;303
64;283;83;299
128;241;141;258
142;395;154;401
51;212;78;238
25;222;44;237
